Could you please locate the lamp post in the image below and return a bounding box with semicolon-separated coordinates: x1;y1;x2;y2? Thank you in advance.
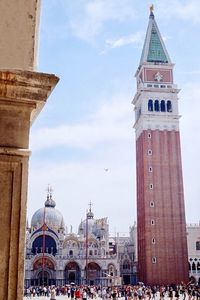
85;209;88;285
42;205;46;287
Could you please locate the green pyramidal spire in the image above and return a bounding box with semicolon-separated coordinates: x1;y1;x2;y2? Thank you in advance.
140;9;171;65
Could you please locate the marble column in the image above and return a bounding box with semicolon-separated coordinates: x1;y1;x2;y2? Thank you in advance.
0;70;59;300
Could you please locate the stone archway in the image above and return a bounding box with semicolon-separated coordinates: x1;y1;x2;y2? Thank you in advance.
65;261;81;285
32;257;56;286
37;270;51;286
86;262;101;286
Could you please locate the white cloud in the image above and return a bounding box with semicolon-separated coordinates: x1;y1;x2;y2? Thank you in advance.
68;0;137;42
104;31;144;50
28;91;136;233
158;0;200;23
30;94;133;152
28;144;135;233
179;81;200;223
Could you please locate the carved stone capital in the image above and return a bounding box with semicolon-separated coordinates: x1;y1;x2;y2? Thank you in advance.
0;70;59;149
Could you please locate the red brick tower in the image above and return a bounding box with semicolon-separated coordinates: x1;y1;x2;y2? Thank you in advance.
133;8;189;285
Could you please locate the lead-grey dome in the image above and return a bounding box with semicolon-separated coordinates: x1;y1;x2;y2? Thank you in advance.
31;192;65;232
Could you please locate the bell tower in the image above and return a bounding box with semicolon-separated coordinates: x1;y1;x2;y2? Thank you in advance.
133;7;188;285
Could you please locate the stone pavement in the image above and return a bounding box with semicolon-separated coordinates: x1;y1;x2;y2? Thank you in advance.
23;296;187;300
23;297;69;300
23;298;103;300
23;298;123;300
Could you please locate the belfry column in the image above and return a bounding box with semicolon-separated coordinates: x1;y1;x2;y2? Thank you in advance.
0;2;59;300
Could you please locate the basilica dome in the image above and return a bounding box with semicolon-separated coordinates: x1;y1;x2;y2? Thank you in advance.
31;193;65;232
78;208;107;238
78;208;95;236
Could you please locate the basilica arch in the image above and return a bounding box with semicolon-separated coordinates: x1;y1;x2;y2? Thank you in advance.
64;261;81;285
31;234;58;256
63;237;80;249
31;256;56;286
86;262;101;286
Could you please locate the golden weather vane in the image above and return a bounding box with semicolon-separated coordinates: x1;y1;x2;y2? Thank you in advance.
150;4;154;12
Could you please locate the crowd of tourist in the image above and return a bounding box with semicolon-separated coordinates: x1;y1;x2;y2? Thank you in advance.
24;283;200;299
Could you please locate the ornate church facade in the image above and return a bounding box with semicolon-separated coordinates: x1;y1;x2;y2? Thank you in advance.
24;191;137;287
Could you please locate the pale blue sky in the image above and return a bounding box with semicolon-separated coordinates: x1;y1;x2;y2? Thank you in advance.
28;0;200;234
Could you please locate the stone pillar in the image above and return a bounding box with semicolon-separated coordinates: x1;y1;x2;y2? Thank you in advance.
0;70;59;300
0;0;41;70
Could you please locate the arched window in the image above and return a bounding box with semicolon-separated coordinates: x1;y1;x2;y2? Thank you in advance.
69;250;73;256
148;99;153;111
197;262;200;272
154;100;160;111
123;260;131;270
152;257;157;263
161;100;166;112
150;201;154;207
167;100;172;112
89;250;93;256
32;235;57;256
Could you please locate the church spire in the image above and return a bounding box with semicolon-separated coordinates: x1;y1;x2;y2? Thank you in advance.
140;6;171;66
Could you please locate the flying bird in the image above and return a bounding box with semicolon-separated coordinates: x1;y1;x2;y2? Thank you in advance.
104;168;109;172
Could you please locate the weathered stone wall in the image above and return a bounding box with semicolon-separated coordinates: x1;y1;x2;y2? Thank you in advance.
0;0;41;70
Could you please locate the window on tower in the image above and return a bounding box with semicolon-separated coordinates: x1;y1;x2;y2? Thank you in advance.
161;100;166;112
167;100;172;112
150;201;155;207
152;256;157;263
149;184;153;189
151;219;155;225
154;100;159;111
196;241;200;250
148;99;153;111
